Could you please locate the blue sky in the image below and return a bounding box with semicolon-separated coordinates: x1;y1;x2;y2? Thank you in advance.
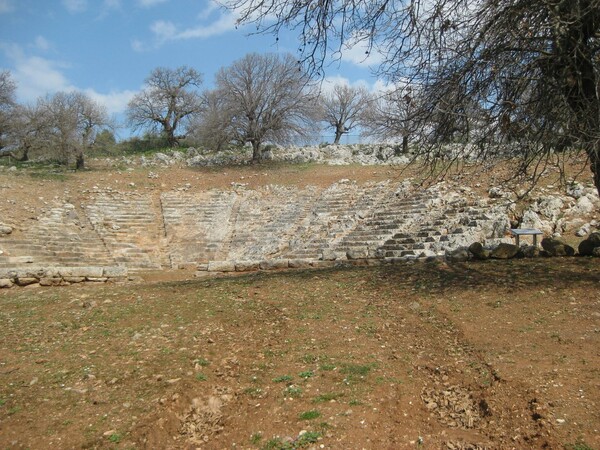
0;0;385;139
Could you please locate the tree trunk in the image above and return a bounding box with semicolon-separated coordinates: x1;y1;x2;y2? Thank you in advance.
402;134;409;153
333;124;344;144
75;151;85;170
251;141;262;163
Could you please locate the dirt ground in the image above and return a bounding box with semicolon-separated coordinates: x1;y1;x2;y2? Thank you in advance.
1;258;599;450
1;157;599;449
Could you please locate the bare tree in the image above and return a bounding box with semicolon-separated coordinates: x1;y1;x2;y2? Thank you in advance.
188;89;235;152
127;66;203;147
226;0;600;194
215;52;319;162
320;83;369;144
2;103;51;162
39;91;109;169
361;88;416;153
0;70;17;152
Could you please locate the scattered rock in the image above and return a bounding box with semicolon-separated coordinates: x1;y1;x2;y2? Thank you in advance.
490;243;520;259
446;247;471;263
468;242;490;260
541;237;575;257
0;223;13;235
0;278;14;288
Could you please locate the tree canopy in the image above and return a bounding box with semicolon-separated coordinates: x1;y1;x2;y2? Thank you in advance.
226;0;600;193
214;52;318;161
127;66;203;147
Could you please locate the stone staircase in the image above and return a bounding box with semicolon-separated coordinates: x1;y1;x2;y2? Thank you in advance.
0;182;508;275
85;194;163;269
161;190;238;267
0;203;114;268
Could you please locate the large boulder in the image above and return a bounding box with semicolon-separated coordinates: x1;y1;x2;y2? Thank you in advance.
578;231;600;256
468;242;490;260
490;243;520;259
445;247;471;263
541;237;575;257
0;223;12;235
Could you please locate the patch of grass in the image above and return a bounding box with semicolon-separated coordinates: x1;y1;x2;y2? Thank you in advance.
313;392;343;403
261;433;322;450
194;357;210;367
108;433;122;443
564;442;595;450
298;409;321;420
284;385;303;398
195;373;207;381
340;363;374;382
348;399;363;406
244;387;263;398
272;375;293;383
301;354;318;364
250;432;263;444
319;363;336;371
298;370;314;379
0;398;5;407
296;431;321;446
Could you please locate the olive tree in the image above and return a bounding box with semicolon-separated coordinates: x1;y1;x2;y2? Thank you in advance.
226;0;600;194
0;70;17;152
188;89;236;152
361;88;416;153
36;91;108;168
320;83;370;144
215;52;319;162
127;66;203;147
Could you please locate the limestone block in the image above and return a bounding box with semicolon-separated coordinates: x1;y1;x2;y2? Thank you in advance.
310;260;335;269
15;277;38;286
468;242;491;260
490;243;520;259
321;249;337;261
541;237;575;257
346;248;369;260
102;266;128;278
235;261;260;272
288;259;312;269
39;278;62;286
86;277;108;282
63;277;86;283
197;263;209;271
207;261;236;272
259;259;289;270
59;267;104;278
0;278;14;288
445;247;472;263
0;269;17;279
0;224;12;235
15;267;46;279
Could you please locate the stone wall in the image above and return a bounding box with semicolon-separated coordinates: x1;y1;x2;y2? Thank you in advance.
0;266;127;288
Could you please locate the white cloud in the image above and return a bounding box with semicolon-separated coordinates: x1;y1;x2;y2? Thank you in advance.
62;0;88;13
84;88;137;115
340;36;385;67
33;36;51;51
150;20;178;41
104;0;121;8
0;0;14;14
149;12;237;45
321;75;376;95
1;42;137;114
138;0;168;7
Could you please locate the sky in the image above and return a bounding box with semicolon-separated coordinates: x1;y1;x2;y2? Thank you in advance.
0;0;385;140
